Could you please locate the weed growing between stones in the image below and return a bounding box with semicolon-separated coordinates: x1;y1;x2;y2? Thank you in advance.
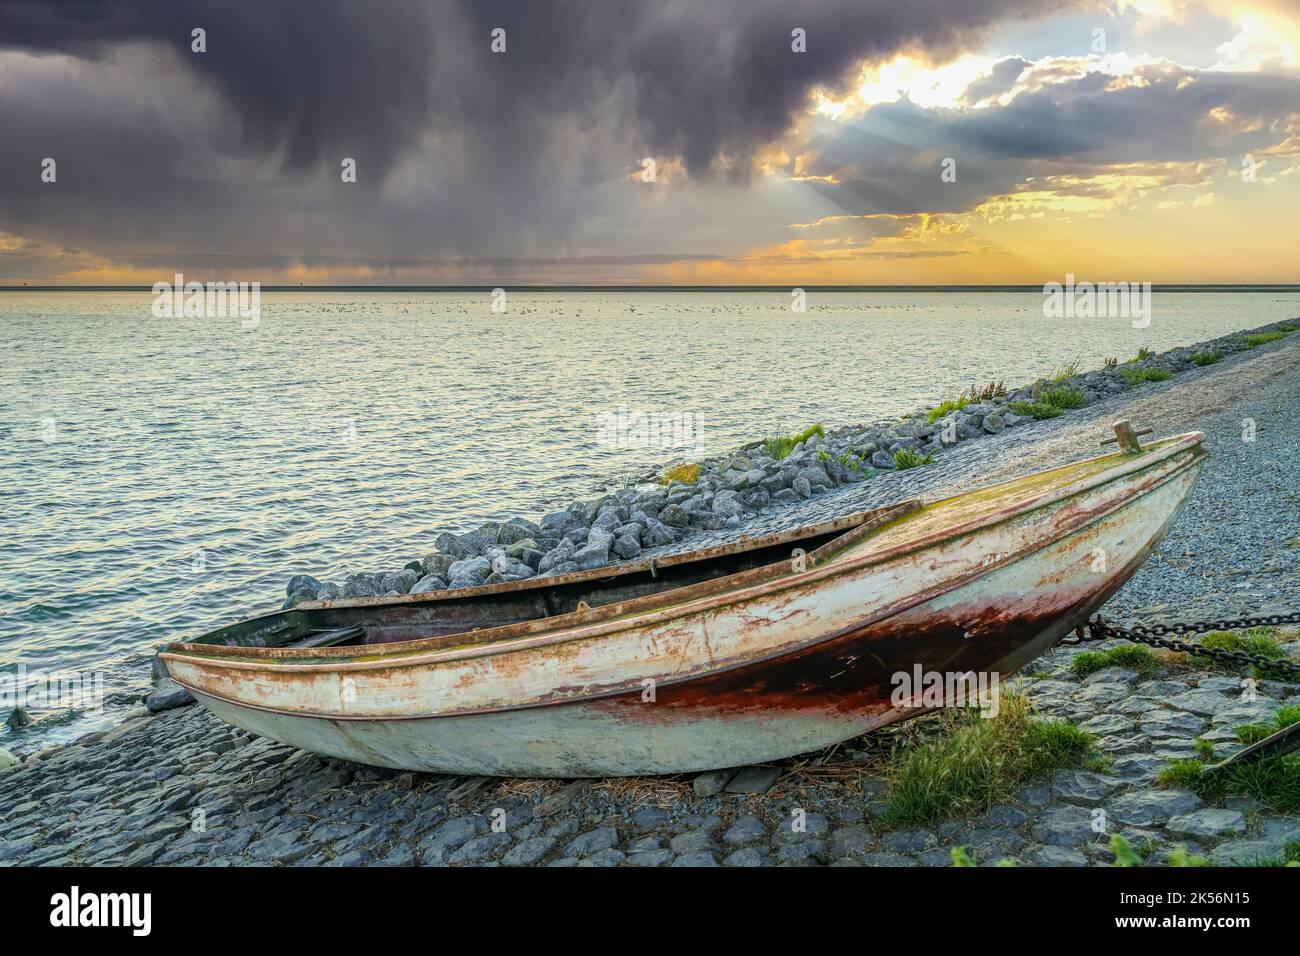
1050;357;1081;381
963;381;1006;403
1109;833;1146;866
1241;331;1291;348
950;845;1017;866
1039;384;1088;410
1191;350;1223;366
1157;706;1300;814
1128;347;1155;363
880;693;1092;827
1083;751;1116;773
660;462;701;485
1008;400;1064;420
1166;844;1215;867
818;448;874;477
762;423;825;460
892;447;935;470
927;395;970;423
1123;366;1174;385
1245;839;1300;867
1108;834;1216;867
1069;643;1160;679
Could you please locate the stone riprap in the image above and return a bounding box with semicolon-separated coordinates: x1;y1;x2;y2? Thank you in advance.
281;319;1297;608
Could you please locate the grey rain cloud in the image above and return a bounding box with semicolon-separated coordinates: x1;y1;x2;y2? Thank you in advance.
0;0;1074;275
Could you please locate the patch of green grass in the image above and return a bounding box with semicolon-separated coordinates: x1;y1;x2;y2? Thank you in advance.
1123;366;1173;386
1107;837;1213;867
1008;400;1064;420
1050;356;1082;381
1191;350;1222;366
1126;347;1155;363
1277;320;1299;332
1236;724;1273;745
880;693;1093;827
1040;384;1087;410
1194;627;1296;680
1168;845;1216;867
1069;643;1158;679
951;845;977;867
927;396;970;424
892;447;935;470
1159;759;1207;790
949;845;1017;867
1109;834;1145;867
1195;738;1215;761
1084;751;1116;774
1069;651;1109;679
1158;706;1300;814
1242;331;1290;348
839;451;873;475
762;423;825;461
1106;644;1161;674
660;462;700;485
1275;703;1300;730
820;448;873;476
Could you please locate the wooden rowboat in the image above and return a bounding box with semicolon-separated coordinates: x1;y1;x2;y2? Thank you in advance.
162;429;1205;777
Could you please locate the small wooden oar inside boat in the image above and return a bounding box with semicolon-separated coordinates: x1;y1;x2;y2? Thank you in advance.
285;625;367;649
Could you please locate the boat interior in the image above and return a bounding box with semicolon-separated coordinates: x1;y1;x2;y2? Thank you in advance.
188;503;919;653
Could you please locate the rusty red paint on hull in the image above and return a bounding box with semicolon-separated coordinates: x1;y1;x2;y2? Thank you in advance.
593;593;1081;723
597;518;1165;726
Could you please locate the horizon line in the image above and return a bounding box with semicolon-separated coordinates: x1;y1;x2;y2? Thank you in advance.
4;283;1300;293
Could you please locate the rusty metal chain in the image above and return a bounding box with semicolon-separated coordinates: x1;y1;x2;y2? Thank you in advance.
1061;611;1300;676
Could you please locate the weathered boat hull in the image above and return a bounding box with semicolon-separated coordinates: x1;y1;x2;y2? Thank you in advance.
165;434;1204;776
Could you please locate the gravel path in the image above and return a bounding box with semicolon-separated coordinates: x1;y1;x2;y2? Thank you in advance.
3;336;1298;867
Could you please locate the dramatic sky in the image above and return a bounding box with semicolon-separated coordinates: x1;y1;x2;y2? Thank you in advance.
1;0;1298;284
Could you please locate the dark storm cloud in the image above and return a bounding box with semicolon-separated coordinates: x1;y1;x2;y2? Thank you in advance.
0;0;438;174
794;61;1300;218
0;0;1070;179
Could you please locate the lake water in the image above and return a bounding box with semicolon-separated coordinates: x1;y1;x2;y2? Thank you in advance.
3;289;1299;748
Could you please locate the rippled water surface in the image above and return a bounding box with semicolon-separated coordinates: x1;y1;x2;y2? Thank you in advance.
3;289;1298;746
